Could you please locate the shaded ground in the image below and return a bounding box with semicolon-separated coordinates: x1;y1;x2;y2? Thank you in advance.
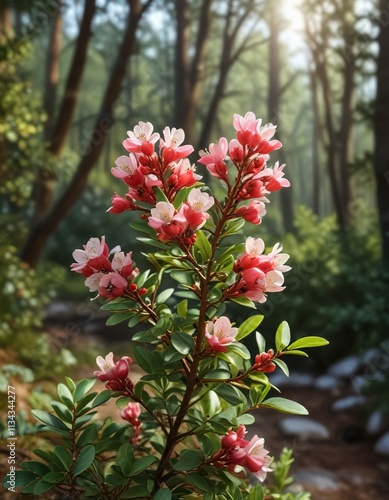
2;301;389;499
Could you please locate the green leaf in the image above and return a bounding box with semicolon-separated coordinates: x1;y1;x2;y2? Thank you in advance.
153;488;173;500
156;288;175;304
31;410;70;432
194;230;212;262
249;484;264;500
155;186;169;202
73;444;95;475
100;299;135;311
33;479;54;494
170;270;193;285
236;315;264;341
214;384;245;406
187;473;213;492
77;424;98;448
275;321;291;351
42;472;66;484
273;358;289;377
171;332;195;355
51;401;73;423
120;485;151;498
177;299;188;318
173;449;204;472
128;313;141;327
130;456;158;476
137;236;169;249
260;397;308;415
173;187;191;208
130;220;154;235
117;443;135;476
283;349;308;357
74;379;96;402
2;469;36;489
231;296;257;309
21;461;50;475
287;336;329;350
106;311;132;326
92;390;111;408
57;383;74;408
255;331;266;353
52;446;72;471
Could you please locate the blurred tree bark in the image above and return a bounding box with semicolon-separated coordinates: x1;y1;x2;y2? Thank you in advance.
373;0;389;269
0;3;12;40
173;0;212;141
304;0;356;231
266;0;294;232
197;0;263;150
310;71;321;215
32;0;96;224
21;0;154;266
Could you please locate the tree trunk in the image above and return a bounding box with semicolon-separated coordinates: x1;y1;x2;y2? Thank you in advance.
32;3;63;223
0;3;12;41
310;70;321;215
173;0;190;128
31;0;96;226
267;3;294;233
373;0;389;269
339;3;355;225
21;0;147;267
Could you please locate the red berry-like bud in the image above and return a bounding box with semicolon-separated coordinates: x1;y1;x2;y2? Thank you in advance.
139;287;147;295
115;358;130;380
129;283;138;292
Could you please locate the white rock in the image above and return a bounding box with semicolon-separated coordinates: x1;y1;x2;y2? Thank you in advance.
374;431;389;455
327;355;362;378
294;468;342;490
367;411;387;436
279;417;330;440
314;375;342;391
361;347;380;364
332;395;366;411
269;372;314;388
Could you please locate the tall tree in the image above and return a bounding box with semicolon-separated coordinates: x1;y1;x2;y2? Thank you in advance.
373;0;389;269
265;0;294;232
21;0;154;266
304;0;357;230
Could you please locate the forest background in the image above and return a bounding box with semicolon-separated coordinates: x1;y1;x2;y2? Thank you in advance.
1;0;389;429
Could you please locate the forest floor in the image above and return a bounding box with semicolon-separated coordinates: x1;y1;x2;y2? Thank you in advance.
2;302;389;499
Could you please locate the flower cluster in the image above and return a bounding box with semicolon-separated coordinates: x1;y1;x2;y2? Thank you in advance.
109;122;200;213
94;352;133;391
71;236;144;301
210;425;272;482
120;402;142;444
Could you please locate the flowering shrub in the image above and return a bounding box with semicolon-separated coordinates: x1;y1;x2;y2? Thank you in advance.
8;113;327;498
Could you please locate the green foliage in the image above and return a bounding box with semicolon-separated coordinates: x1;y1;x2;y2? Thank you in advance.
265;448;311;500
255;206;389;364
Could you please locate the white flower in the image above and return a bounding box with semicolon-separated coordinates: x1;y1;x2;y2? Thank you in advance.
245;237;265;257
187;188;214;213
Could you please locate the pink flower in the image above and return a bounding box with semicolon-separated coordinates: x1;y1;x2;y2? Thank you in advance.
71;236;111;276
233;112;282;155
183;188;214;231
253;350;276;373
94;352;132;382
255;161;290;191
240;435;272;481
234;238;290;276
98;272;128;300
198;137;229;181
108;193;134;214
111;154;138;180
221;425;248;450
236;200;266;224
240;267;267;303
160;127;194;162
169;158;202;189
233;112;259;133
120;402;142;444
111;250;138;279
84;272;104;292
123;121;160;155
120;401;141;422
205;316;238;352
148;202;187;240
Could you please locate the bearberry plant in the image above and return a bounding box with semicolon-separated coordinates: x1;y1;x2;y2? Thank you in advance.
8;113;327;499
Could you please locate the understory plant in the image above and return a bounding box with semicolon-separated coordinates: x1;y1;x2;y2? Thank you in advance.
6;113;327;498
